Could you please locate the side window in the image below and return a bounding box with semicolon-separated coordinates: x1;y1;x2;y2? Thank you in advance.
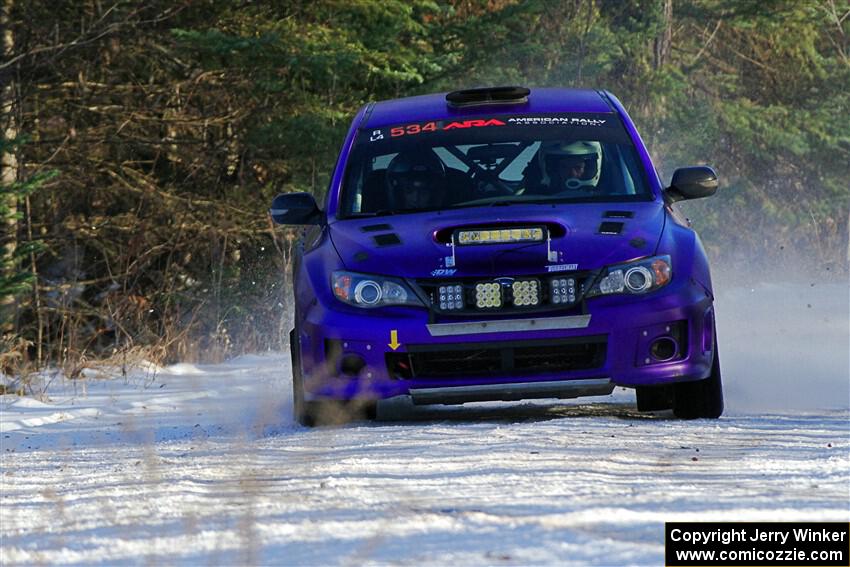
592;143;635;195
346;165;365;213
614;145;640;195
357;153;397;213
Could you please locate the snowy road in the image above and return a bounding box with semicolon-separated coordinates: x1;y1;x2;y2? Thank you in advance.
2;283;849;565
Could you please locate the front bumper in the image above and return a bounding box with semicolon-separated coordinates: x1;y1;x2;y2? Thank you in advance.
297;275;715;403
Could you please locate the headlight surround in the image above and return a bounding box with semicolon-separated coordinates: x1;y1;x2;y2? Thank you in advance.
586;255;672;298
332;271;423;308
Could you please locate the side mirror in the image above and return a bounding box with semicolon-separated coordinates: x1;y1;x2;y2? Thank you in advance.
269;192;323;225
667;166;718;202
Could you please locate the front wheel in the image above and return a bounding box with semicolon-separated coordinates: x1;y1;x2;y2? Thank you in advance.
672;334;724;419
290;329;313;426
289;329;376;427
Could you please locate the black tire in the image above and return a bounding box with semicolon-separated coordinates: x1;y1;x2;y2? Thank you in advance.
673;333;724;419
290;329;318;426
635;384;674;412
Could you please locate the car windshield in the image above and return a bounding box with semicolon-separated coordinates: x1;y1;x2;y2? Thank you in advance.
339;113;652;218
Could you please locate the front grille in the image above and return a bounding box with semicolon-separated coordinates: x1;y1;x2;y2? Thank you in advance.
386;336;607;380
415;272;595;316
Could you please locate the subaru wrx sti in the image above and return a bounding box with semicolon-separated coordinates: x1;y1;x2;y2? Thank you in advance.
271;87;723;425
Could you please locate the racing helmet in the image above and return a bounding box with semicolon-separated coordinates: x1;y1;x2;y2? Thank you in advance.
538;140;602;191
386;150;447;209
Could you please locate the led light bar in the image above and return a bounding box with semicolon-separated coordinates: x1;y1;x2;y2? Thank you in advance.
511;279;540;307
474;282;502;309
456;227;545;246
550;277;576;304
438;284;464;310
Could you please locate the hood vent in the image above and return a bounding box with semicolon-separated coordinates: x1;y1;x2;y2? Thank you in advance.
603;210;634;219
361;223;393;233
373;233;402;246
598;221;624;235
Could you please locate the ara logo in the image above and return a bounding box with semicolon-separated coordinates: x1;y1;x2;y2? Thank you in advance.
443;119;506;130
431;268;457;277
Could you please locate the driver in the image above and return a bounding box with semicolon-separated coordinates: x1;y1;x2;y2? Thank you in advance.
385;150;447;210
533;140;602;194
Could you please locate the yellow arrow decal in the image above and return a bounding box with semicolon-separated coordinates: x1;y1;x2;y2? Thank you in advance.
388;329;401;351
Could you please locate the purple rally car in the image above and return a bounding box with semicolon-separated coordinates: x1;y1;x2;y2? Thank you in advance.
271;86;723;425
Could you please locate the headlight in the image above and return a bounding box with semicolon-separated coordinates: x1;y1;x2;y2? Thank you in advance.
438;284;465;310
586;255;672;298
474;282;502;308
332;271;424;308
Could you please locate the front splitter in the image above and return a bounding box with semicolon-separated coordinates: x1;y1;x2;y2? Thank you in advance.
378;377;614;407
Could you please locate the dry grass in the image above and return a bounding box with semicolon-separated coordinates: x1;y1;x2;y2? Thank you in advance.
0;339;162;399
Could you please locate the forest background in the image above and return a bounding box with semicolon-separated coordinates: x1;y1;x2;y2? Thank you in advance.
1;0;848;373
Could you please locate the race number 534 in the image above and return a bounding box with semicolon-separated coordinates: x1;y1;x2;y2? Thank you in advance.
390;122;438;137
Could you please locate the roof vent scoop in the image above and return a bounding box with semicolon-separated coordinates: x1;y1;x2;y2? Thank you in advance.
446;86;530;108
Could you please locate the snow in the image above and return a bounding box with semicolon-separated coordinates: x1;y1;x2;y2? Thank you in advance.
1;284;848;565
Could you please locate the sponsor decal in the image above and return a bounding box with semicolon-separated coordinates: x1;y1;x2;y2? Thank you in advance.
389;119;505;138
547;263;578;272
431;268;457;277
390;121;440;137
507;116;607;126
443;118;506;130
379;115;609;140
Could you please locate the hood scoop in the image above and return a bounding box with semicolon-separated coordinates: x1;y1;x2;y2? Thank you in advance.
433;221;567;244
433;221;566;268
